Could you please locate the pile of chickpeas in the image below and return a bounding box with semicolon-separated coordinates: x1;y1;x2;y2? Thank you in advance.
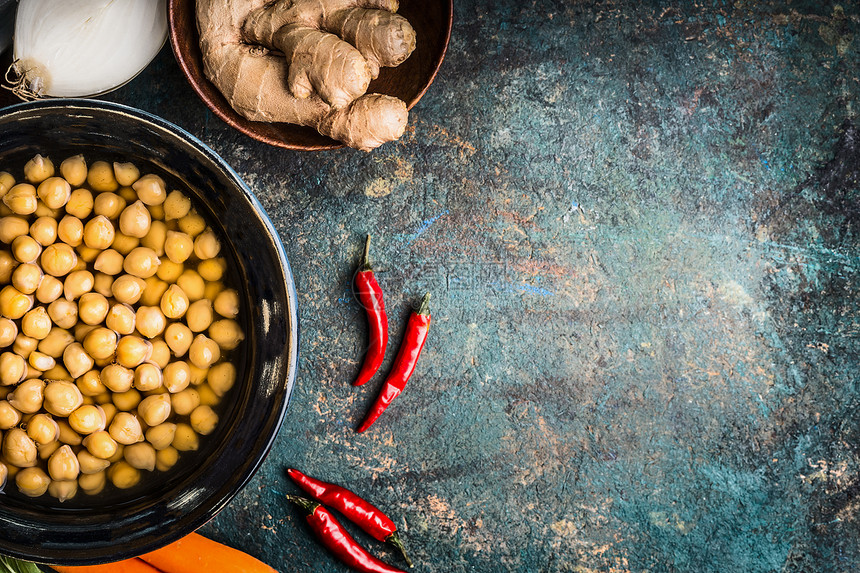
0;154;244;502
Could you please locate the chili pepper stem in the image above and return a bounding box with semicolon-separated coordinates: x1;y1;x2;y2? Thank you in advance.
360;234;372;272
416;292;431;315
386;532;413;567
284;494;320;515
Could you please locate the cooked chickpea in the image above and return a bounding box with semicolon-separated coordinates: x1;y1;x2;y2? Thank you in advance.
115;336;151;368
198;258;227;282
0;215;30;243
137;394;172;427
59;154;87;186
160;361;190;394
190;405;219;436
93;248;124;275
37;177;71;209
38;439;60;460
12;263;42;295
34;275;62;305
55;216;82;248
186;299;213;333
24;154;54;183
63;342;94;379
76;293;108;326
0;172;14;197
0;252;15;285
141;276;169;307
11;235;42;264
106;303;136;335
66;188;94;220
93;272;114;298
82;327;117;361
156;446;179;471
159;284;189;320
176;269;205;301
196;384;219;407
87;160;118;192
123;247;160;279
48;444;80;481
48;298;78;330
121;442;155;472
171;388;200;417
43;364;72;381
30;216;58;246
68;404;106;435
109;412;143;445
57;420;82;446
111;274;146;305
0;400;22;429
172;422;199;451
99;365;132;395
83;216;115;250
26;414;58;445
119;200;151;239
108;460;140;489
78;470;106;494
164;231;193;264
208;319;244;351
14;333;38;356
16;466;50;497
76;369;105;397
34;202;59;220
8;379;44;414
0;318;16;347
29;351;55;371
113;389;142;413
145;422;176;451
188;363;209;386
163;190;191;220
132;174;167;205
141;219;167;256
77;450;110;475
164;323;193;357
194;230;221;260
134;363;163;392
177;211;206;237
3;183;38;215
156;259;184;283
4;428;37;467
110;161;139;186
0;352;26;386
136;306;166;338
207;362;236;397
49;478;78;502
93;192;127;219
43;381;84;417
110;231;140;255
63;269;94;300
82;430;117;460
21;307;51;340
41;243;77;277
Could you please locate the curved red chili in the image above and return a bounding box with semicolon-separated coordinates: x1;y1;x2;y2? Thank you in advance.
287;468;412;566
357;293;431;433
353;235;388;387
286;495;407;573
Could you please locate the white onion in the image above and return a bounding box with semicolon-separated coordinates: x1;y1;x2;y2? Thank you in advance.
9;0;167;98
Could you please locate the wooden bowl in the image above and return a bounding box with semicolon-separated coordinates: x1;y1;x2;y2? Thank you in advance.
167;0;453;150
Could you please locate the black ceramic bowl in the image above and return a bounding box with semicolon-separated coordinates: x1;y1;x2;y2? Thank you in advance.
0;100;298;565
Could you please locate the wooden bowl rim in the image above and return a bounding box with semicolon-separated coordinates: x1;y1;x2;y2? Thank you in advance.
167;0;453;151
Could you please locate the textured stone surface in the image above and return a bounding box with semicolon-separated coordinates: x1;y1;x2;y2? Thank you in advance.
6;0;860;571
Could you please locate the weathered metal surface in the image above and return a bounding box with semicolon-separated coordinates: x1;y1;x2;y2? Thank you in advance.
6;0;860;570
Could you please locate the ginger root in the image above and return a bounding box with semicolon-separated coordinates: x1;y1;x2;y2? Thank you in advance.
196;0;417;151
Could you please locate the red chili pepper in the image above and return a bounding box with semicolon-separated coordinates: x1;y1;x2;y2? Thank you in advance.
287;468;412;567
353;235;388;387
357;293;431;433
286;495;407;573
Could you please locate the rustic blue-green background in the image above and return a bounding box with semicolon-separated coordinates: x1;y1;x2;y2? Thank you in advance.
13;0;860;571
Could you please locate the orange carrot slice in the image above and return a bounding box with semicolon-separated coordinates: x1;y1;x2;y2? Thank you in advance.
138;532;277;573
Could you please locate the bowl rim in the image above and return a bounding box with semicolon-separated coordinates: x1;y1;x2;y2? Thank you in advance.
0;98;300;564
167;0;454;150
